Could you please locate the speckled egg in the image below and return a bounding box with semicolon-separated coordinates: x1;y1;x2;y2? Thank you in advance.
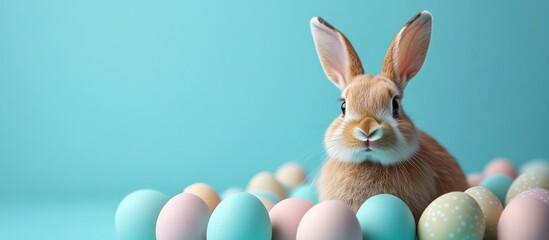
465;186;503;240
356;194;415;240
115;189;170;240
269;198;314;240
296;200;362;240
479;174;514;205
505;171;549;204
207;192;271;240
467;173;484;187
520;159;549;175
289;184;319;204
498;195;549;240
418;192;485;240
183;183;221;212
484;158;517;178
275;162;307;188
247;172;288;199
156;193;210;240
508;187;549;207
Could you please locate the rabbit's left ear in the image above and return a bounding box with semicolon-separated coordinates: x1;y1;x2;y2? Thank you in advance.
382;11;432;90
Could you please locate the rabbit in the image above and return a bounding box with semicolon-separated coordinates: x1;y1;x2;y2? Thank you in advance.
310;11;469;221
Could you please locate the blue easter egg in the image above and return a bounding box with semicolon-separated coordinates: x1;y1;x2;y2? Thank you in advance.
356;194;415;240
289;184;319;204
479;174;513;205
248;190;282;204
115;189;170;240
207;192;271;240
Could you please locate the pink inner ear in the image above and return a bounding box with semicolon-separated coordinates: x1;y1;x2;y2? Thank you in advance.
312;21;349;88
394;22;430;81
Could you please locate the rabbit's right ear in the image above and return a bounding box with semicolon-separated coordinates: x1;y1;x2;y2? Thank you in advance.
311;17;364;90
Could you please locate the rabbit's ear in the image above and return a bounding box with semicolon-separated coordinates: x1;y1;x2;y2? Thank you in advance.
311;17;364;89
382;11;432;90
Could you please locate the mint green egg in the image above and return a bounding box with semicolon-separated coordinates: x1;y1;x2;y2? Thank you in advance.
207;192;272;240
115;189;170;240
479;174;513;205
356;194;415;240
289;184;319;204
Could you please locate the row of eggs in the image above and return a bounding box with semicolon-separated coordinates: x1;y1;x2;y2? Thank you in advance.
115;159;549;240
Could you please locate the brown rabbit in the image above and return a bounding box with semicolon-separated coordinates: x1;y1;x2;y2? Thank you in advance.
310;11;468;221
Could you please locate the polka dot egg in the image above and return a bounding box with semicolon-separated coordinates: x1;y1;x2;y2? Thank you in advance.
465;186;503;240
505;171;549;204
418;192;485;240
509;187;549;206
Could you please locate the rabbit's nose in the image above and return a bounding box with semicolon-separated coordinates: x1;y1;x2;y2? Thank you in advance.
354;117;383;141
354;126;383;141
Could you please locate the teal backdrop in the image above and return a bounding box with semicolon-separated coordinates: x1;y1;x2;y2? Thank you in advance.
1;0;548;239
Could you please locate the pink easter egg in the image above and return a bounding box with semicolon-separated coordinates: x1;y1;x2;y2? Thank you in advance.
467;172;485;187
296;200;362;240
269;198;314;240
509;187;549;207
156;193;211;240
498;195;549;240
484;158;517;178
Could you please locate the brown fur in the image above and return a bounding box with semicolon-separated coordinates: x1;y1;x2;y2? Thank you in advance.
319;131;468;221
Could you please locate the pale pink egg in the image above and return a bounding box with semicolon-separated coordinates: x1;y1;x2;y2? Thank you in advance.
296;200;362;240
498;195;549;240
508;187;549;207
484;158;517;178
156;193;211;240
269;198;314;240
467;172;485;187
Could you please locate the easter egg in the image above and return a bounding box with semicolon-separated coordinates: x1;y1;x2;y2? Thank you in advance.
465;186;503;240
509;187;549;206
505;171;549;204
296;200;362;240
115;189;170;240
467;173;484;187
356;194;415;240
498;196;549;240
247;172;288;199
207;192;271;240
269;198;314;240
183;183;221;212
156;193;210;240
520;159;549;175
257;196;275;211
221;187;243;200
275;162;307;188
479;174;513;205
418;192;484;240
484;158;516;178
289;184;319;204
249;190;282;204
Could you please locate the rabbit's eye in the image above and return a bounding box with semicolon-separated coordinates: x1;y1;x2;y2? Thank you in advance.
392;97;400;117
341;101;346;116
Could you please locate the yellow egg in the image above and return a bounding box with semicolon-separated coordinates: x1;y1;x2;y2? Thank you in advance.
275;162;306;188
418;192;485;240
247;172;288;199
183;183;221;212
465;186;503;240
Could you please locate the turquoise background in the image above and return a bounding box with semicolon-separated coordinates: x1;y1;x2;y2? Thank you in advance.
1;0;548;239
